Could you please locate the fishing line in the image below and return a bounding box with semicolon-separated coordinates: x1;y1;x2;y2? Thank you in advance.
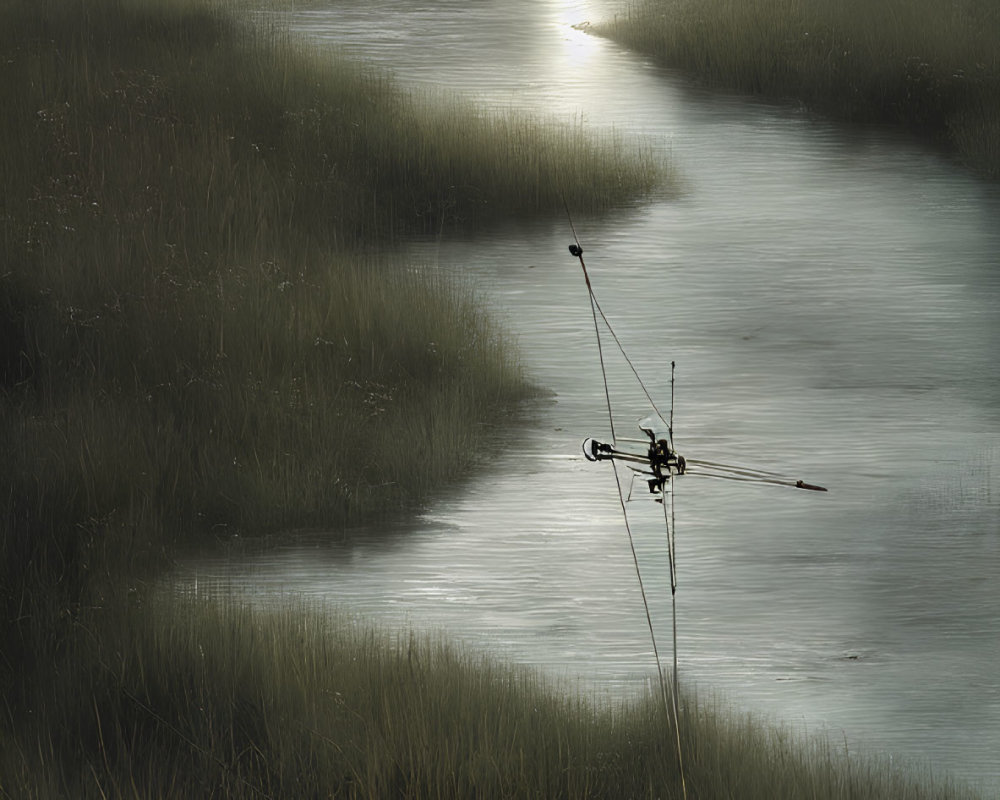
685;471;801;488
662;470;686;798
613;450;687;800
589;291;667;427
685;459;827;491
586;264;618;443
565;209;667;428
611;458;670;709
663;360;684;796
686;458;791;479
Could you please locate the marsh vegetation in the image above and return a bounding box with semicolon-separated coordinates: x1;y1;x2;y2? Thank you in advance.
596;0;1000;176
3;596;986;798
1;0;662;638
1;0;667;791
0;0;987;796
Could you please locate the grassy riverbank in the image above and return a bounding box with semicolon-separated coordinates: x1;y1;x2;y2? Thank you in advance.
1;0;662;634
0;0;667;790
2;596;986;799
595;0;1000;176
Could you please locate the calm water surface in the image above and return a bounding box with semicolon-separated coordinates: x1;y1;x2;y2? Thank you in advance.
178;1;1000;791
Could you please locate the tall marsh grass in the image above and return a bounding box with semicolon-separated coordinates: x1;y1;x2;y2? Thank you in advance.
0;0;665;624
2;596;984;798
0;0;667;763
596;0;1000;176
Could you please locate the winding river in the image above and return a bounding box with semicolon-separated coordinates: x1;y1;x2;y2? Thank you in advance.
178;0;1000;791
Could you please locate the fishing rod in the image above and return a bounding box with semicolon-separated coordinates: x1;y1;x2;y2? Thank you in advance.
567;223;688;800
567;212;829;800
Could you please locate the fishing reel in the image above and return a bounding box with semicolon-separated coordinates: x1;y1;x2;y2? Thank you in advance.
582;437;614;462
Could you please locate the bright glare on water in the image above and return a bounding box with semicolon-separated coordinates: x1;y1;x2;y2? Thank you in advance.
180;0;1000;791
